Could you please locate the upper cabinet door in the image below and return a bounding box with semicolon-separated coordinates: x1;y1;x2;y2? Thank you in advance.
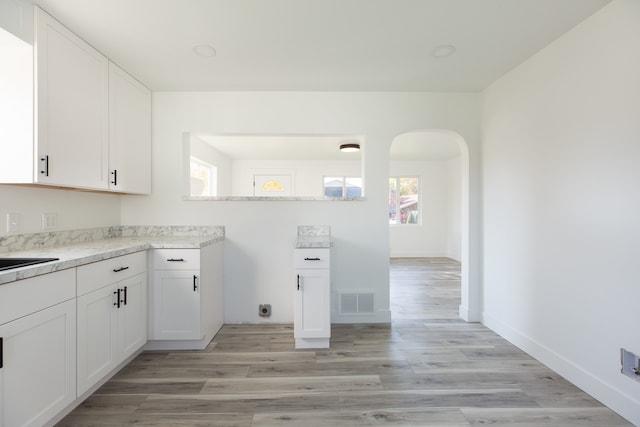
34;6;109;190
109;63;151;194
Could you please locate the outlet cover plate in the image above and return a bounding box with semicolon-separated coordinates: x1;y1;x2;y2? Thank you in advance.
621;348;640;383
6;213;20;233
41;212;58;230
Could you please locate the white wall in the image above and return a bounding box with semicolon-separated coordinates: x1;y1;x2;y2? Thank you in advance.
0;185;121;238
389;159;456;258
121;91;482;324
446;156;462;260
231;159;360;197
482;0;640;424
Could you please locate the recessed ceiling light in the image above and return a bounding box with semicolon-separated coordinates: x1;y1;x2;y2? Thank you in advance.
193;44;217;58
432;44;456;59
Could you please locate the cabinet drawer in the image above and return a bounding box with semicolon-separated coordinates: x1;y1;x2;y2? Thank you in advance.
0;269;75;325
153;249;200;270
294;249;330;269
77;251;146;296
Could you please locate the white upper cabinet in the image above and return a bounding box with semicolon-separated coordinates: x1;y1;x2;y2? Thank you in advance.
0;6;151;194
35;6;109;190
108;63;151;194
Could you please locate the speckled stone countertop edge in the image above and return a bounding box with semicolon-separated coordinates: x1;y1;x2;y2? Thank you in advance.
0;234;224;286
294;225;333;248
294;239;333;249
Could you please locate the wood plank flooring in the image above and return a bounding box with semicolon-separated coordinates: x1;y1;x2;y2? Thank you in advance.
57;258;632;426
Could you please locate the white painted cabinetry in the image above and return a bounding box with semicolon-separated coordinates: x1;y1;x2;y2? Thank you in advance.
0;269;76;427
76;252;147;395
34;6;109;190
147;243;224;350
0;6;151;194
293;248;331;349
108;62;151;194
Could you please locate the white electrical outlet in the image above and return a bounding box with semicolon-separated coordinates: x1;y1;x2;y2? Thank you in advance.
41;212;58;230
621;348;640;383
6;213;20;233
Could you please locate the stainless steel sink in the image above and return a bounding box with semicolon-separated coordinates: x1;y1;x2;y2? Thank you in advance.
0;258;59;271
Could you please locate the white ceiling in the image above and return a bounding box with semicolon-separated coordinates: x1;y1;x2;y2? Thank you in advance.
32;0;612;92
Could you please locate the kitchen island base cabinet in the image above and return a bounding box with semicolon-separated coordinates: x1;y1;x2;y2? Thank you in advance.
0;270;76;427
146;242;224;351
293;249;331;349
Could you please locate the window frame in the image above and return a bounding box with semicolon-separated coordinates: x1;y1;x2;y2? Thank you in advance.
388;176;421;226
322;176;363;199
189;156;217;197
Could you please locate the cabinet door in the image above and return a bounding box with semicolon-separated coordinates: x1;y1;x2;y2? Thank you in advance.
76;284;118;396
294;269;330;339
34;7;109;189
0;299;76;427
108;62;151;194
152;270;201;340
117;273;147;359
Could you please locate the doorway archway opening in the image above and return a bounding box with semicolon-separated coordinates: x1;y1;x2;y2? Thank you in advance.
389;129;472;321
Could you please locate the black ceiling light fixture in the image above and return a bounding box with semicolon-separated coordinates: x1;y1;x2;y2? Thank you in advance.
339;143;360;152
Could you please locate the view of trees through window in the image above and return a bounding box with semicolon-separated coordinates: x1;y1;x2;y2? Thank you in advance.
389;177;419;225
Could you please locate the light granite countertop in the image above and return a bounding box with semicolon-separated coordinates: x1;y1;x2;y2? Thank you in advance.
0;228;224;286
295;225;333;249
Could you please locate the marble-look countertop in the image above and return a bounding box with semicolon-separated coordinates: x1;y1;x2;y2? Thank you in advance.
294;225;333;248
0;233;224;286
294;235;333;249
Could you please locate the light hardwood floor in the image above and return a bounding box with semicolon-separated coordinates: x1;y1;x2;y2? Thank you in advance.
58;258;632;426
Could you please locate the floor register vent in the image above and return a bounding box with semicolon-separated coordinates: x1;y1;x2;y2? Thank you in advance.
340;292;375;314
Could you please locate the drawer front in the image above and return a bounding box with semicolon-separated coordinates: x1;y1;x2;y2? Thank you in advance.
293;249;330;269
77;251;146;296
0;269;76;325
153;249;200;270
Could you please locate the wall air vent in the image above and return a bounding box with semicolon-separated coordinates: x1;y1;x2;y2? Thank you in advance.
340;292;374;314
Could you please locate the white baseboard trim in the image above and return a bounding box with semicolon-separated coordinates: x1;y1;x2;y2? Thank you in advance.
482;311;640;426
332;308;391;324
389;252;451;258
459;304;470;321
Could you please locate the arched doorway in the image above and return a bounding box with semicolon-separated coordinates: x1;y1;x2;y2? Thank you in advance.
389;129;471;321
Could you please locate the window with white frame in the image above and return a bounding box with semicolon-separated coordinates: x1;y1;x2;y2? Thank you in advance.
190;157;217;197
323;176;362;198
389;176;420;225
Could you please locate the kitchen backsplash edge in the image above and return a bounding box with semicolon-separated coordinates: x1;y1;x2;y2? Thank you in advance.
0;226;225;253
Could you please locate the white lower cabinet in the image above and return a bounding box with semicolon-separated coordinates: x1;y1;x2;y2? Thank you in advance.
0;270;76;427
293;248;331;349
147;243;224;350
76;252;147;395
151;269;201;340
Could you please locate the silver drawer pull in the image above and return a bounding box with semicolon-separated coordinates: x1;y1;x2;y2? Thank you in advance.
166;258;185;262
304;257;321;261
113;266;129;273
